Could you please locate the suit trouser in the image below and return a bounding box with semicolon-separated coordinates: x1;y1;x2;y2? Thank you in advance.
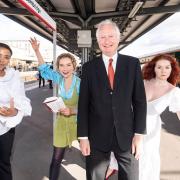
0;128;15;180
86;131;139;180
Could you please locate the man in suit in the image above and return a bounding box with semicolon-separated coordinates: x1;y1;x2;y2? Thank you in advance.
77;19;147;180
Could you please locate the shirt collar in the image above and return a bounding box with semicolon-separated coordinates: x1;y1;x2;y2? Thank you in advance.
102;52;118;64
0;67;15;82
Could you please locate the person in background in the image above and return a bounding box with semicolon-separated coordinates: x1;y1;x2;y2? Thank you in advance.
38;70;45;88
0;43;32;180
106;53;180;180
48;62;53;89
77;19;147;180
30;37;80;180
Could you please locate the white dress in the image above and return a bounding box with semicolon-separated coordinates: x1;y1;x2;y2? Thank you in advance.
108;87;180;180
139;87;180;180
0;68;32;135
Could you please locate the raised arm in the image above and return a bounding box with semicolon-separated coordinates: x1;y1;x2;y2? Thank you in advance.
29;37;45;65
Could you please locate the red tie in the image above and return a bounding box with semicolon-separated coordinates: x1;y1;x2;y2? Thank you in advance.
108;58;114;89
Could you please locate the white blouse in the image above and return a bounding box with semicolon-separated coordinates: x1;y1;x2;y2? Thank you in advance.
0;68;32;135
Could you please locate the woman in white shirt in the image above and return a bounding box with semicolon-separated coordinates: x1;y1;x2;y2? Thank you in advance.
0;43;32;180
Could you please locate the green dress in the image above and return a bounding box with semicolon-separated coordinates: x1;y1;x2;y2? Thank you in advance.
53;85;78;148
38;64;80;147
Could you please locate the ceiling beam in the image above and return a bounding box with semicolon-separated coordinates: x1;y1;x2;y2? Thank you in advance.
1;4;179;27
116;0;129;11
92;0;95;13
70;0;79;13
0;7;84;27
49;11;84;26
73;0;87;19
1;0;16;7
85;10;128;26
119;13;172;50
84;0;94;16
137;4;180;16
116;0;121;10
44;0;57;11
78;0;87;18
86;5;180;26
0;7;31;16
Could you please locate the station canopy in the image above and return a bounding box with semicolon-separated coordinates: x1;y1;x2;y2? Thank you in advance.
0;0;180;57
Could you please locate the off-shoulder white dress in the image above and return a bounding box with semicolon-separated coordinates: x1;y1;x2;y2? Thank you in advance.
139;87;180;180
108;87;180;180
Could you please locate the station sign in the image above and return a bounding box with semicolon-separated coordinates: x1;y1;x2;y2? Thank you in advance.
18;0;56;31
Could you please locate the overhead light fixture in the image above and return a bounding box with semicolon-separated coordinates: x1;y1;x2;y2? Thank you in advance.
128;1;143;18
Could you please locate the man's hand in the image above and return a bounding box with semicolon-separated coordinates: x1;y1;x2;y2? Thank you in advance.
79;139;91;156
131;134;143;160
0;98;18;117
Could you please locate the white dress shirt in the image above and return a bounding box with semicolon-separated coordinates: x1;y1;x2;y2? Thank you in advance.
102;53;118;74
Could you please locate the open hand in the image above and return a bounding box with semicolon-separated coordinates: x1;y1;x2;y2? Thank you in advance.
79;139;91;156
131;134;143;160
29;37;40;52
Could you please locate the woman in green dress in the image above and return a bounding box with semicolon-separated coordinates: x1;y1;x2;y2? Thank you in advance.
30;37;80;180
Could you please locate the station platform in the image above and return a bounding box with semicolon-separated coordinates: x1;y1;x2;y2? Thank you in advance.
11;83;180;180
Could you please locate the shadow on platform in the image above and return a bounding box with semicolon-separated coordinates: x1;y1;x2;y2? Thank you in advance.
161;108;180;136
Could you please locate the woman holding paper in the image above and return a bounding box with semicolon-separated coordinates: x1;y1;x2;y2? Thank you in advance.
30;37;80;180
0;43;32;180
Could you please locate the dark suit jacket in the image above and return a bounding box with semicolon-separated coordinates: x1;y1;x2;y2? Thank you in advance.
77;53;147;152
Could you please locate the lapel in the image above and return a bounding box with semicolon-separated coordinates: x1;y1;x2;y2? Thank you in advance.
94;54;126;90
95;56;111;90
114;54;126;90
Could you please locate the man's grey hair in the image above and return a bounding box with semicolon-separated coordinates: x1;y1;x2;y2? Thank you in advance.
96;19;121;40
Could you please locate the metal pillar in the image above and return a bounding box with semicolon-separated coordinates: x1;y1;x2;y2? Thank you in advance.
82;47;89;64
52;30;57;123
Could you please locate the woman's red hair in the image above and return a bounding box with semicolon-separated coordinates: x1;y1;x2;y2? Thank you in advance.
142;54;180;85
